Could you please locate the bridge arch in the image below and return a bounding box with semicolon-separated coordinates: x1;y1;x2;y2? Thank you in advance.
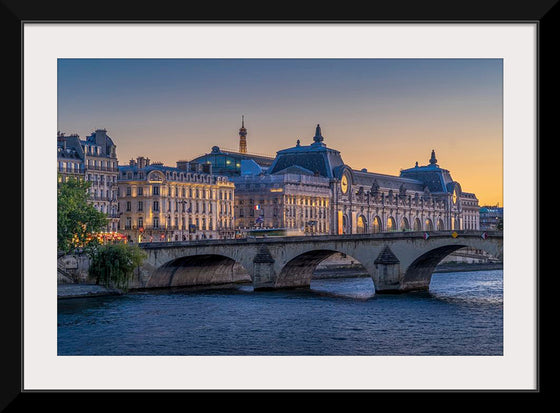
145;253;251;289
401;239;502;292
275;248;372;290
401;245;466;291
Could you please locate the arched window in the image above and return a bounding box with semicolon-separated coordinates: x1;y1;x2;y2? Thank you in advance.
437;219;445;231
400;217;410;231
372;216;382;233
387;217;396;232
356;215;367;234
414;218;422;231
425;218;434;231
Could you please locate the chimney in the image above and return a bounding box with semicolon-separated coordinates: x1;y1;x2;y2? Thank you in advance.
95;128;107;138
94;129;108;155
137;156;150;169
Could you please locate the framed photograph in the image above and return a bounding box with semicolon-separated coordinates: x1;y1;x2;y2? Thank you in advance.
11;1;550;404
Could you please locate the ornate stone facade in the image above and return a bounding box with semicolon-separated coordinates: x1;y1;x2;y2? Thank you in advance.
232;124;480;235
232;173;332;235
117;157;235;242
57;129;120;231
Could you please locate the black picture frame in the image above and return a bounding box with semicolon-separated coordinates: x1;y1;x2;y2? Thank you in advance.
7;0;552;408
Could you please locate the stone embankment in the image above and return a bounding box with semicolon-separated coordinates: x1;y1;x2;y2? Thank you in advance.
57;284;123;299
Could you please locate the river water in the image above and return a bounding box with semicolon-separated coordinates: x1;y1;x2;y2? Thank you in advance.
57;269;503;356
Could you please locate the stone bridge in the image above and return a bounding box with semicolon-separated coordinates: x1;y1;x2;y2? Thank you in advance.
129;230;502;293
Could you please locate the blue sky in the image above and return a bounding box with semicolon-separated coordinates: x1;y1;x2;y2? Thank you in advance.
58;58;503;205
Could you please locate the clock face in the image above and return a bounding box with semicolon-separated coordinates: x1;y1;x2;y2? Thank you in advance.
341;174;348;194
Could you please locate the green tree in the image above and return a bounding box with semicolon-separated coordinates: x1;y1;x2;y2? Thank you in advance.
88;243;146;291
496;217;503;230
57;176;108;254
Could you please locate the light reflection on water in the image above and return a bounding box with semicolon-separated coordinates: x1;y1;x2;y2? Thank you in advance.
58;270;503;356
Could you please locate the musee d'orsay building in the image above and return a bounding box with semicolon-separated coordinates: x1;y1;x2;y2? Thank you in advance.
196;121;480;236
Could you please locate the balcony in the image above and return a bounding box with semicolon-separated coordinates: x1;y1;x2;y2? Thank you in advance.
85;165;119;173
58;166;84;174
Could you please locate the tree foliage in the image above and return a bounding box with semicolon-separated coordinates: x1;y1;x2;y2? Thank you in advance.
496;218;503;231
88;243;146;291
57;176;108;253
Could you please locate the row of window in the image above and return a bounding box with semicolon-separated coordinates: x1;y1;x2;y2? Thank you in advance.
462;215;480;230
89;189;116;199
351;216;445;233
122;171;222;185
93;204;117;214
119;185;232;200
237;206;283;218
285;220;329;233
58;162;83;171
82;144;104;157
121;200;232;214
284;197;329;207
87;174;117;184
285;206;328;219
86;159;117;167
236;197;329;207
122;216;233;231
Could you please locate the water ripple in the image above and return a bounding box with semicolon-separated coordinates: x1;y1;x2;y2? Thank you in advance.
58;270;503;356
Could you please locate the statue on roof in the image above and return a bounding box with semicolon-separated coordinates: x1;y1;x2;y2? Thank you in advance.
313;124;324;143
429;149;438;166
370;179;380;196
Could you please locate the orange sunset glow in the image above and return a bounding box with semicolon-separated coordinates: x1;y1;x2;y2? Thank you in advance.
58;58;503;207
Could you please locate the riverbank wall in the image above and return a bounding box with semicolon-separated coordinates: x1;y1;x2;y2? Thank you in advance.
57;284;124;299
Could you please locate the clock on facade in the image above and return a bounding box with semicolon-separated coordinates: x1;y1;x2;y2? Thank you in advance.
341;174;349;194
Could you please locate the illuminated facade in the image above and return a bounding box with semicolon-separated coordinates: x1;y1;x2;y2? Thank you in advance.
57;129;120;231
233;173;332;235
117;157;235;242
232;124;480;235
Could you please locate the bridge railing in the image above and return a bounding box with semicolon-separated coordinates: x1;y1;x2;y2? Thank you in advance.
138;230;502;249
